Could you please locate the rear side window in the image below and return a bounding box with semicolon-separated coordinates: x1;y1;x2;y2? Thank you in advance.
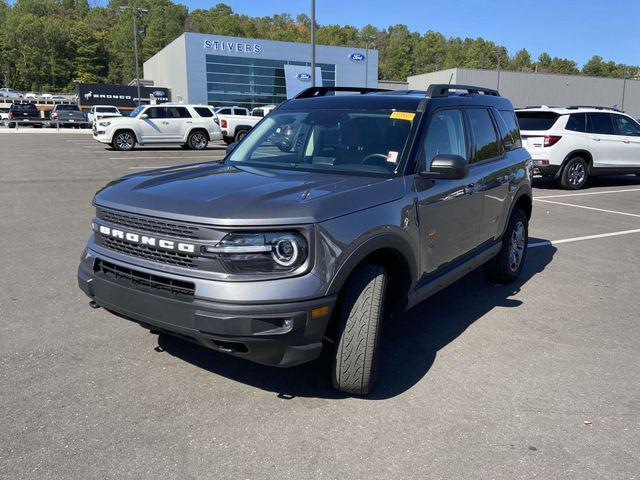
166;107;191;118
587;113;614;135
194;107;214;118
496;110;522;151
467;108;501;162
515;112;560;131
565;113;586;132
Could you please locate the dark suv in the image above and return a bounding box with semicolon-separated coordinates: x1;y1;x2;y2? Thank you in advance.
78;85;533;395
8;103;43;128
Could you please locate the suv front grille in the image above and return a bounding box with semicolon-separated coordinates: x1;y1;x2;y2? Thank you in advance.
97;208;200;240
94;259;195;298
101;236;196;268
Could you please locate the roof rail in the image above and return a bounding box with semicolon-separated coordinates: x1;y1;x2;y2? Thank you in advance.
294;86;389;99
426;84;500;98
566;105;622;111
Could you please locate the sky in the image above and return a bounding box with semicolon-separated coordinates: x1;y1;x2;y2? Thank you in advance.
178;0;640;67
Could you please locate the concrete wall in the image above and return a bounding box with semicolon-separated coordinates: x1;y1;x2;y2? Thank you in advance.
378;80;409;90
407;68;640;118
143;35;188;103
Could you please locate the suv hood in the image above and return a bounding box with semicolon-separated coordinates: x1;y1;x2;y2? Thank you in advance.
94;163;405;226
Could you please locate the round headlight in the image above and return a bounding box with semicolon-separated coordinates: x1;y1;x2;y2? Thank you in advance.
272;235;300;267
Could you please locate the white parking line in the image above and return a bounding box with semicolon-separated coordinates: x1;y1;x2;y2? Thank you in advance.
535;187;640;199
534;198;640;219
529;228;640;248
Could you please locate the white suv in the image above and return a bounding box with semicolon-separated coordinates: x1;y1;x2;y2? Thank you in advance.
516;106;640;189
93;104;222;151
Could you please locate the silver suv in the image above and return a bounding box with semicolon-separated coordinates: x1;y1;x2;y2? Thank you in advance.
78;85;533;395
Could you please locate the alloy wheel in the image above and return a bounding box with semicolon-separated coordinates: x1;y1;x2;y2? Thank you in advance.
508;221;526;272
567;162;586;187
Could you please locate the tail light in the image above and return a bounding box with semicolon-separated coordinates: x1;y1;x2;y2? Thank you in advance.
221;119;227;128
544;135;562;147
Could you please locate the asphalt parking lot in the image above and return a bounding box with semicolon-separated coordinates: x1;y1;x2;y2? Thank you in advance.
1;131;639;479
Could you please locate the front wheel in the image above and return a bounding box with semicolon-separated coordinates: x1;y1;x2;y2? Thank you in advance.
559;157;588;189
187;130;208;150
234;129;248;142
485;208;528;284
112;130;136;151
332;263;387;395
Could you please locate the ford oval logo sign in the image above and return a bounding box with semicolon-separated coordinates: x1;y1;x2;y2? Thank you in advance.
349;52;366;62
296;73;311;81
152;90;166;97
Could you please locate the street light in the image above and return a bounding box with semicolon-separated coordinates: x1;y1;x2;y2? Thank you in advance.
117;5;148;106
310;0;316;87
360;34;376;88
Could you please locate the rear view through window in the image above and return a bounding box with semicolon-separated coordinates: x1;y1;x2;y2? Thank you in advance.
516;111;560;131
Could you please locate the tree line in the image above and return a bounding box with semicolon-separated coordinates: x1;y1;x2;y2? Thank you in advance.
1;0;638;93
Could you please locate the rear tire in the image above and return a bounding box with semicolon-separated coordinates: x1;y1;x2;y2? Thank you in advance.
112;130;136;151
234;129;249;142
187;130;208;150
559;157;588;189
332;263;387;395
485;208;528;284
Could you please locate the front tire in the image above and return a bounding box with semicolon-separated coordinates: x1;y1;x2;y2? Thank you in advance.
559;157;588;189
332;263;387;395
485;208;528;283
112;130;136;151
187;130;208;150
234;129;249;142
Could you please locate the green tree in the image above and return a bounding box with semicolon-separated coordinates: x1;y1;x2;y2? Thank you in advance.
512;49;532;71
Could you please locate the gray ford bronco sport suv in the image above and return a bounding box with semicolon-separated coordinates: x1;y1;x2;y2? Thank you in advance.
78;85;532;395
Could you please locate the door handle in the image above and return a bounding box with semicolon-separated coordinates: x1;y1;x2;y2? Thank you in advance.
464;183;476;195
162;121;170;125
503;173;516;183
186;121;192;124
591;137;601;141
622;139;630;144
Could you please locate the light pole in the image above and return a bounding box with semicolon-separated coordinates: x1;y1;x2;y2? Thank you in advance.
117;5;148;106
495;50;502;91
310;0;316;87
361;35;375;88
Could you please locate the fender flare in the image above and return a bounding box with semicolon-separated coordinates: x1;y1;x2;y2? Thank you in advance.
556;149;593;179
502;184;533;238
325;232;417;296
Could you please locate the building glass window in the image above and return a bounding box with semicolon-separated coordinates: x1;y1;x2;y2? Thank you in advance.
205;54;336;109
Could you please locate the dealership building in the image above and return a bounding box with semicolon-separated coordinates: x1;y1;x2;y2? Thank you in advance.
143;33;378;109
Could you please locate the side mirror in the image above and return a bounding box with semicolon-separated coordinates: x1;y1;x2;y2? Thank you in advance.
420;154;468;180
226;141;238;155
140;113;148;119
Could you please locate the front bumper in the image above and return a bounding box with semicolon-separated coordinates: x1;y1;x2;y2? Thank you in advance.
78;250;336;367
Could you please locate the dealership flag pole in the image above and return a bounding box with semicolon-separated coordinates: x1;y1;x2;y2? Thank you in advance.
311;0;316;87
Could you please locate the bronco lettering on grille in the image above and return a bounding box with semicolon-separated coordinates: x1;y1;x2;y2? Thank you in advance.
98;225;196;253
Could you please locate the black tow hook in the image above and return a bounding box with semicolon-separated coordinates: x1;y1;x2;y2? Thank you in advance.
89;300;101;309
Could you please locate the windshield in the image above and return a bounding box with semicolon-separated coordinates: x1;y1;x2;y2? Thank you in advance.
97;107;119;113
227;108;415;176
129;106;145;117
56;105;80;111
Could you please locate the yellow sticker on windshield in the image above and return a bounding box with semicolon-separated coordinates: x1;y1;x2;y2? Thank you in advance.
390;111;415;121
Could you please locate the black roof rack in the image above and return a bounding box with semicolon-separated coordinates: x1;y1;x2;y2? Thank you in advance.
426;84;500;98
566;105;622;111
294;86;389;99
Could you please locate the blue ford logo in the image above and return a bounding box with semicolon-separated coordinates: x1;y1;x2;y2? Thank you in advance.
349;52;365;62
296;73;311;81
152;90;166;97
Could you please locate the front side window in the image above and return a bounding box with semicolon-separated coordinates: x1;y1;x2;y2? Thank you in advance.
612;114;640;136
234;108;249;116
227;108;415;176
587;112;614;135
145;107;166;119
217;108;232;115
421;109;466;170
467;108;501;162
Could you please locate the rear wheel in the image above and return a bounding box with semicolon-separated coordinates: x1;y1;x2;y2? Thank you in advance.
188;130;208;150
234;129;249;142
112;130;136;151
559;157;588;189
332;263;387;395
485;207;528;284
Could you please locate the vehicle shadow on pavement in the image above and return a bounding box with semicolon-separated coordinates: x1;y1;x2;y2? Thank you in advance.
158;239;556;400
104;145;228;152
533;174;640;190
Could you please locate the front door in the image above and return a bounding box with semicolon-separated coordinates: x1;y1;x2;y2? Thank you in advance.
139;106;169;143
611;113;640;168
587;112;627;168
414;108;484;275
